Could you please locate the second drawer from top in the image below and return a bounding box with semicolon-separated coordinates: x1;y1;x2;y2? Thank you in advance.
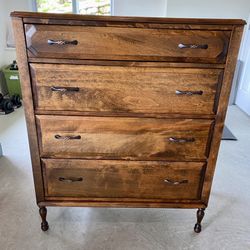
30;64;223;115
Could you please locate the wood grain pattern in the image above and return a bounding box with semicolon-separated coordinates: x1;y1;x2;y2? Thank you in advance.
28;58;226;68
23;19;236;31
201;25;245;205
25;24;230;63
11;17;45;203
11;11;246;25
35;110;216;119
42;159;205;200
38;201;206;209
44;196;204;203
30;64;222;115
36;116;213;161
11;12;245;229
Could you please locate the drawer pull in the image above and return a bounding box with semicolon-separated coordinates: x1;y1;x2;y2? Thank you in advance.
55;135;81;140
178;43;208;49
169;137;195;143
48;39;78;45
164;179;188;185
175;90;203;96
59;177;83;183
51;86;80;92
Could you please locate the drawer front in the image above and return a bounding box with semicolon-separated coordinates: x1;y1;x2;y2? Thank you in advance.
42;159;205;200
31;64;222;115
36;116;213;160
25;24;230;63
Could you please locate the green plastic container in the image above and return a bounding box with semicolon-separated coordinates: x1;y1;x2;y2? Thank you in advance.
2;65;22;98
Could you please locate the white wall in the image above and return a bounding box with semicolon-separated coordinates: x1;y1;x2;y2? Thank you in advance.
167;0;250;20
0;0;32;67
0;3;5;68
113;0;167;17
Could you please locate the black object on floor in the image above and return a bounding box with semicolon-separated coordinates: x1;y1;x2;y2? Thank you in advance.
0;93;14;114
222;125;237;140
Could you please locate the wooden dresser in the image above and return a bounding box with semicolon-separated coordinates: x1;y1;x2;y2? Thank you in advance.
11;12;245;233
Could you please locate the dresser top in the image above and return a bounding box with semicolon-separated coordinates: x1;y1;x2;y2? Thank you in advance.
11;11;246;25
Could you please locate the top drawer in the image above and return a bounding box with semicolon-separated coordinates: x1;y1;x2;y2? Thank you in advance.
25;24;230;63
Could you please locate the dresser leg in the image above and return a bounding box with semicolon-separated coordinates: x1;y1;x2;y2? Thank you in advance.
194;208;205;233
39;206;49;231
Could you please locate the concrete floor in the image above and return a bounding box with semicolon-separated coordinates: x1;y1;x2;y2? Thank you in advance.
0;106;250;250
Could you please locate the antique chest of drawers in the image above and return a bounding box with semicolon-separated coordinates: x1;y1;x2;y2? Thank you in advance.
11;12;245;232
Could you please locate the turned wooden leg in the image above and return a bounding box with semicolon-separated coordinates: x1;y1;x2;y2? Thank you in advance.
194;208;205;233
39;206;49;231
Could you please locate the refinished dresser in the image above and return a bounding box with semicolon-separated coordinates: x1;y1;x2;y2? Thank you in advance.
11;12;245;233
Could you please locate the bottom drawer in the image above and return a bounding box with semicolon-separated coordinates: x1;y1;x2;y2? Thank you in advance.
42;159;205;200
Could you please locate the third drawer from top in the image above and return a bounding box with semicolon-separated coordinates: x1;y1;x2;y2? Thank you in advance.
36;115;214;161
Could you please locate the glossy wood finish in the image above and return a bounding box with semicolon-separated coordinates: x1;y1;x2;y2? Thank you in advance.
25;24;230;63
11;11;246;25
42;159;205;200
28;58;226;68
36;116;213;160
38;201;206;209
201;25;245;204
11;12;245;232
35;110;216;119
194;208;205;233
30;64;222;115
44;196;203;203
39;206;49;231
11;17;45;203
22;19;237;31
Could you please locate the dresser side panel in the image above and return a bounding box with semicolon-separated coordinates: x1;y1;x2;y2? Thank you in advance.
201;25;244;204
11;17;45;203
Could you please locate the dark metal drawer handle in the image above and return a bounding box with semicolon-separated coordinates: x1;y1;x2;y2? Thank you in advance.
48;39;78;45
51;86;80;92
169;137;195;143
55;135;81;140
178;43;208;49
59;177;83;183
164;179;188;185
176;90;203;96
